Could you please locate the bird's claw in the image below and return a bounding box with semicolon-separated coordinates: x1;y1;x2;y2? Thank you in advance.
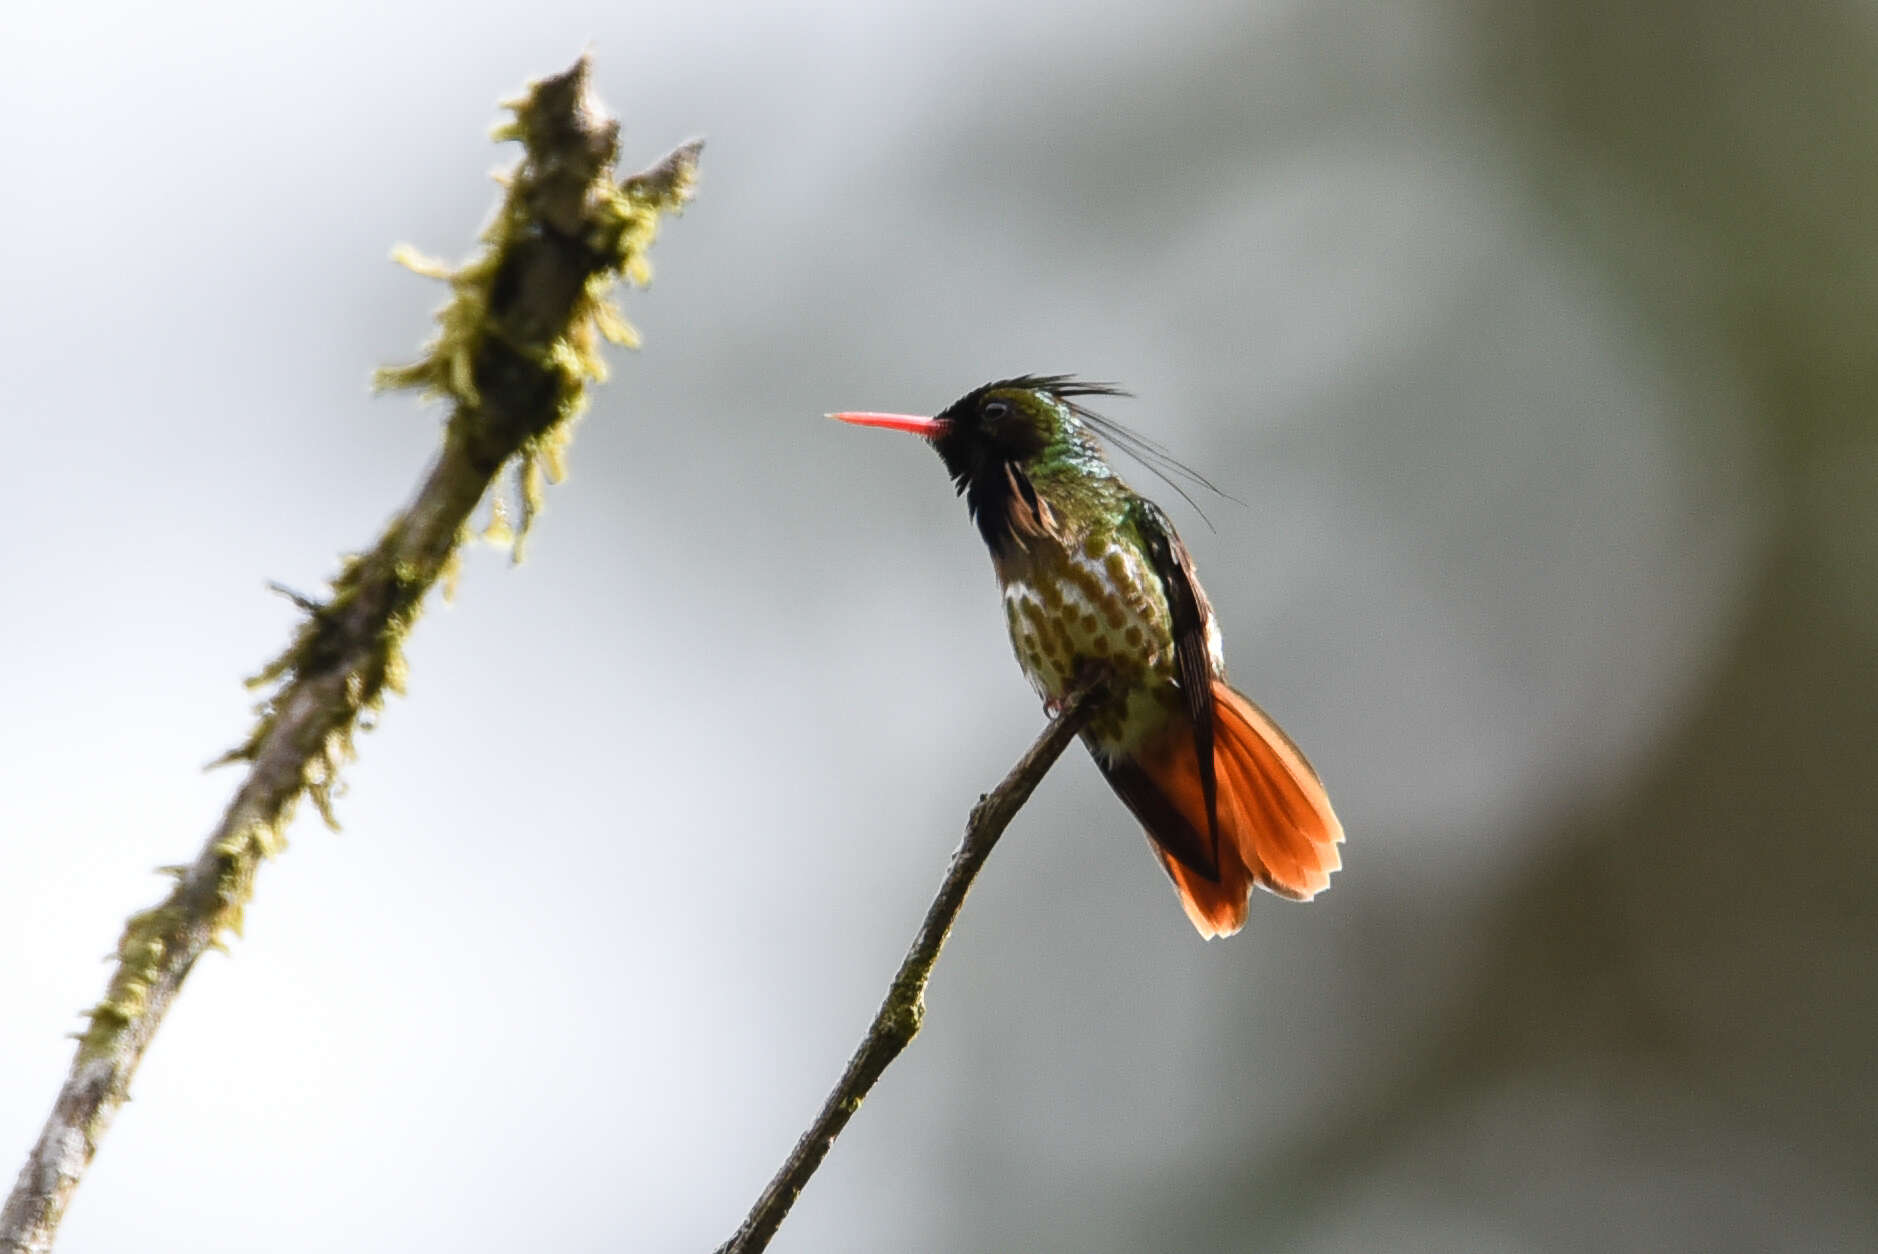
1045;662;1115;719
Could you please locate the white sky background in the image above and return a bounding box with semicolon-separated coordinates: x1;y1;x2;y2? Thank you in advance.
0;1;1779;1250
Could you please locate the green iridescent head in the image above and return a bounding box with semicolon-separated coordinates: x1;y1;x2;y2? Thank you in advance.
831;374;1217;553
925;375;1122;483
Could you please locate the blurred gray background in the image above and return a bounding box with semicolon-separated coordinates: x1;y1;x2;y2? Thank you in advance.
4;1;1875;1250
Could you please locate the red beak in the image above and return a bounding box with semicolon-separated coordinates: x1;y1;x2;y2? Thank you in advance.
828;411;949;438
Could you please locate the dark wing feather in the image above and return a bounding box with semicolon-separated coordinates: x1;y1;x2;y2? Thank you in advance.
1128;496;1221;866
1095;753;1220;882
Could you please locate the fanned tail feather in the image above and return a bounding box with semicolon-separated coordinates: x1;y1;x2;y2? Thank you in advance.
1104;680;1343;939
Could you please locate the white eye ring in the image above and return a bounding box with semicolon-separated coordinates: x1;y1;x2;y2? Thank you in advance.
983;400;1010;420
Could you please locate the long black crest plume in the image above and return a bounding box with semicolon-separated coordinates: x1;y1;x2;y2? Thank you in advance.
989;374;1239;526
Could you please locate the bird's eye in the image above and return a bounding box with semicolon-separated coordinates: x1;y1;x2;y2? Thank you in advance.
982;399;1011;421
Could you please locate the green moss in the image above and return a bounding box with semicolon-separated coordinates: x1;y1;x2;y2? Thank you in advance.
378;76;700;560
70;60;698;1071
879;979;927;1043
79;902;180;1056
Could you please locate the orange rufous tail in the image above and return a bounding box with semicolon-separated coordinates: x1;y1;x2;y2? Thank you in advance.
1101;680;1344;939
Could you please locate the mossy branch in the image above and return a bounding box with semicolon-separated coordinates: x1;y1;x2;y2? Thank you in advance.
714;678;1108;1254
1;56;698;1254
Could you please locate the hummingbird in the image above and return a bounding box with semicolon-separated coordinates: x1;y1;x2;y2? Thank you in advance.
832;375;1343;938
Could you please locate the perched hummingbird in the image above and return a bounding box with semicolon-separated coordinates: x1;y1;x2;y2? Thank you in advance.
833;375;1343;938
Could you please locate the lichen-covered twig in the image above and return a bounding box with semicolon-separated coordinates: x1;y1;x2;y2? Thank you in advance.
715;678;1108;1254
0;56;698;1254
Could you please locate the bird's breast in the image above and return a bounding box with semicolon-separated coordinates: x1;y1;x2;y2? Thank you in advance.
998;531;1179;753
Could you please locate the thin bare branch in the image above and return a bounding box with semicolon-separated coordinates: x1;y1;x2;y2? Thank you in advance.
715;677;1108;1254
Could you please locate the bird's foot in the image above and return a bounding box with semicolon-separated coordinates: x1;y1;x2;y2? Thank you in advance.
1046;662;1116;719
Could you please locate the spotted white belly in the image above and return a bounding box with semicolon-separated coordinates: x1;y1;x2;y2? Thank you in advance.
999;532;1183;756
